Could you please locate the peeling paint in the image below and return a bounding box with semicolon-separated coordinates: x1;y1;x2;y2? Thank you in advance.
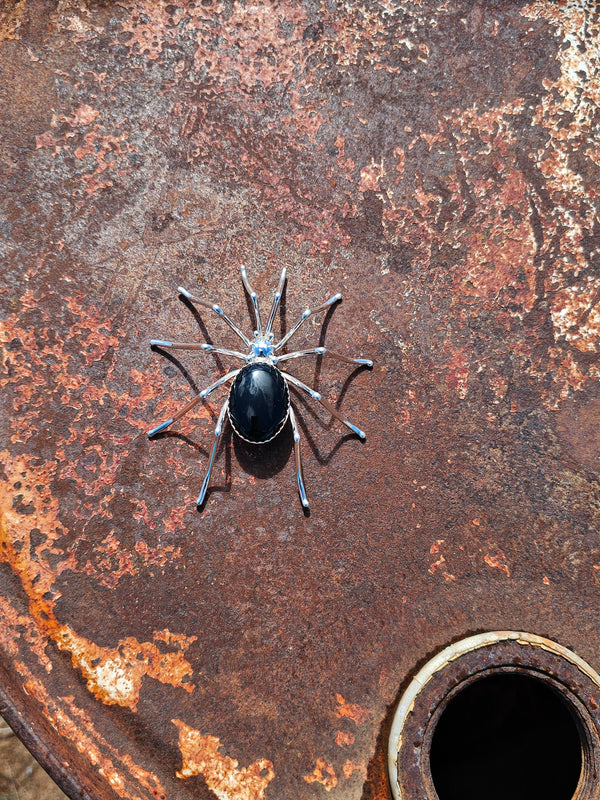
57;628;195;710
172;720;274;800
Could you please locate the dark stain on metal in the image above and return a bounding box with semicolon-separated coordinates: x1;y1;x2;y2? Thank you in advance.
1;2;600;799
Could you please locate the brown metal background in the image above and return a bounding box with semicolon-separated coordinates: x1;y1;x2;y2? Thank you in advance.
1;1;600;799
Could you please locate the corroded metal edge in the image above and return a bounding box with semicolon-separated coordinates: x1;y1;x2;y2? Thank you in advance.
0;671;96;800
389;631;600;800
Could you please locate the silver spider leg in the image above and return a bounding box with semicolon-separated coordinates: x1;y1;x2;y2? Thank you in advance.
147;369;240;437
276;347;373;367
178;286;251;347
274;292;341;352
147;394;203;437
198;369;241;399
282;371;366;439
288;404;309;508
150;340;248;361
265;267;287;336
240;264;263;335
197;398;229;506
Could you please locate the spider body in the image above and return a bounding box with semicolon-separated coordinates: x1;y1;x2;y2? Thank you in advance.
228;361;289;444
148;265;372;508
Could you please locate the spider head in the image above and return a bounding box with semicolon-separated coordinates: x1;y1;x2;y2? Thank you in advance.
250;334;275;359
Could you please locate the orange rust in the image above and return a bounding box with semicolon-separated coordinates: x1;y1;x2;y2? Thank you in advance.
0;286;198;716
427;541;457;583
67;104;100;127
334;730;355;747
1;290;192;562
56;628;195;711
463;168;537;307
2;3;600;799
0;0;26;42
19;667;167;800
119;1;311;94
172;719;274;800
35;104;137;196
484;550;511;578
551;284;600;354
440;341;470;400
303;757;338;791
342;759;367;780
334;693;372;726
428;554;446;575
358;160;386;193
1;494;195;710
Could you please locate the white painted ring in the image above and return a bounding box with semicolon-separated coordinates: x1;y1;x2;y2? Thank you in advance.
388;630;600;799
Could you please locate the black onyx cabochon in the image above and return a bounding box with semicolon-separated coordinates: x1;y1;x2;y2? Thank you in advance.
228;362;289;443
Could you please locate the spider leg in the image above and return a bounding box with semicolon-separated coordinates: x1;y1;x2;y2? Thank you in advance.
178;286;251;347
147;369;240;437
199;369;241;399
276;347;373;367
288;404;309;508
282;372;366;439
147;395;203;437
197;398;229;506
240;265;263;335
274;292;341;352
151;340;248;361
265;267;287;336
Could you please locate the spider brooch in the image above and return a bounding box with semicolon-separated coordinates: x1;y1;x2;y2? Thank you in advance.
148;266;373;508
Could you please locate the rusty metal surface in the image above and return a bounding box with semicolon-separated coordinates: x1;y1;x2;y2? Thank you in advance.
1;1;600;798
394;634;600;799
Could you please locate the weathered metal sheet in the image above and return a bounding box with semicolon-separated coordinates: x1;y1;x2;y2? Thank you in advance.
1;1;600;798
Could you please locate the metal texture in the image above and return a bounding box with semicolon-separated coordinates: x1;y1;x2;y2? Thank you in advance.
1;1;599;799
389;632;600;799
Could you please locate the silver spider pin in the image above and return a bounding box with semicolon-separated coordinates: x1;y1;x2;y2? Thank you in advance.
148;266;373;508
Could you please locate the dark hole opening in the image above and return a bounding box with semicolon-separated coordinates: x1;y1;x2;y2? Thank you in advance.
429;672;582;800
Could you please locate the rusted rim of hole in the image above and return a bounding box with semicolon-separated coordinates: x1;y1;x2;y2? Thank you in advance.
388;631;600;800
423;668;590;800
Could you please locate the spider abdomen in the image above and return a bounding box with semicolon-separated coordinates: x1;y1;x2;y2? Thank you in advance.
228;362;289;444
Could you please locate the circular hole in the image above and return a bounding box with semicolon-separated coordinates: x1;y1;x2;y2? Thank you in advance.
429;672;583;800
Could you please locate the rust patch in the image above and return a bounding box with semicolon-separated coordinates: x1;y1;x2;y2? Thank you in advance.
303;757;338;791
342;759;367;780
35;104;136;197
334;730;355;748
172;720;274;800
0;502;195;712
428;540;457;582
484;549;511;578
0;0;26;42
57;628;195;711
0;284;199;722
334;693;372;726
1;2;600;799
18;668;167;800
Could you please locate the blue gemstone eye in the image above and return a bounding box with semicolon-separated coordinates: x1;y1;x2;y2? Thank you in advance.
148;266;373;509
